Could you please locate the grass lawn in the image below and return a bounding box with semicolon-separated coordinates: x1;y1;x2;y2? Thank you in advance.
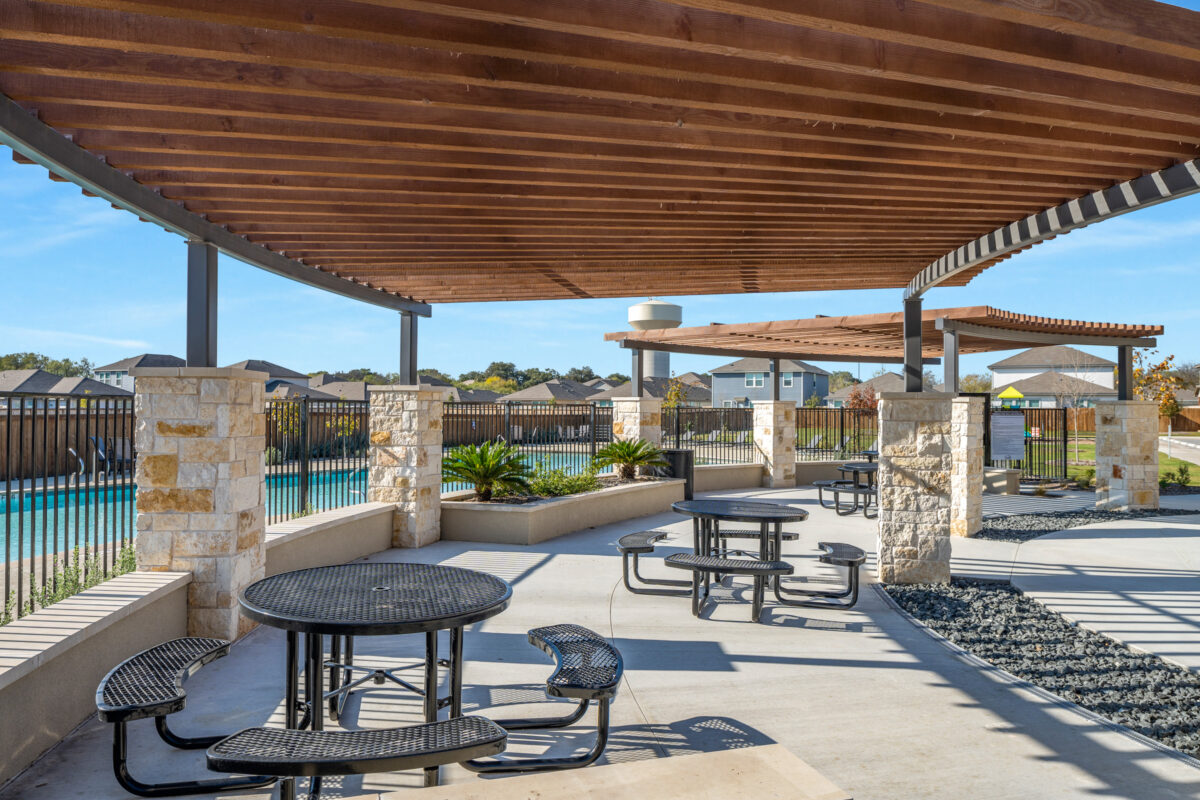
1065;441;1195;483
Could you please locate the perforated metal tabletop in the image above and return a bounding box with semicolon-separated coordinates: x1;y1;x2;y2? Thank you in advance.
672;499;809;524
239;563;512;636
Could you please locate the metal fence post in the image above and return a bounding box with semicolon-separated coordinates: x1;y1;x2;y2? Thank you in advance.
838;406;845;456
299;398;310;515
590;405;597;459
504;403;512;444
1061;406;1068;481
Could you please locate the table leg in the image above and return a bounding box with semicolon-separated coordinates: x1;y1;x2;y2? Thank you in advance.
306;633;324;798
423;631;440;787
282;631;299;800
758;520;768;561
449;627;464;718
691;516;700;554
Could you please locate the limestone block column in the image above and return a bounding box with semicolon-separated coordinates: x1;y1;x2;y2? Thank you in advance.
950;396;984;538
612;397;661;445
1095;400;1159;511
876;392;953;585
132;367;267;640
753;401;796;488
368;385;447;548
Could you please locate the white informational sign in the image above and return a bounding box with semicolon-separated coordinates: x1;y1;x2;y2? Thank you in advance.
990;411;1025;462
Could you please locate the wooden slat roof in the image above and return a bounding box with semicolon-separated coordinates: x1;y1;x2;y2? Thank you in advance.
4;0;1200;303
603;307;1164;361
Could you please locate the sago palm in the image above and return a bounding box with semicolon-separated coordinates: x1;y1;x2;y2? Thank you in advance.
442;440;533;501
594;439;668;481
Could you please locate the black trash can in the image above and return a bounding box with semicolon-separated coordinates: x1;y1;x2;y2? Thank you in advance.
659;448;695;500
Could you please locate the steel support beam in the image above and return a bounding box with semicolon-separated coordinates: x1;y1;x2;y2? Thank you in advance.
934;318;1156;348
0;94;430;316
907;158;1200;299
632;348;644;398
771;359;781;401
903;296;924;392
399;311;418;385
186;242;217;368
943;328;959;395
1117;345;1133;401
619;341;939;365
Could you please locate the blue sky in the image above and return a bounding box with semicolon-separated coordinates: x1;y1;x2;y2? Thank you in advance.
3;132;1199;383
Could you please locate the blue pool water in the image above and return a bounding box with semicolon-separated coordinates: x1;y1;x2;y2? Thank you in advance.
4;453;603;561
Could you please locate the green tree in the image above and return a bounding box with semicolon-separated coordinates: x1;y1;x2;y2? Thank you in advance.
827;370;859;393
519;367;560;388
442;441;533;501
418;368;453;383
605;372;630;383
0;352;94;377
959;374;992;393
564;366;599;383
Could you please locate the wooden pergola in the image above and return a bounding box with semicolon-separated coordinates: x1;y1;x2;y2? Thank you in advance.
605;306;1162;398
0;0;1198;373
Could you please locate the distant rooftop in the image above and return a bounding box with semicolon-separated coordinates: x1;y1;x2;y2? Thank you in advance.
993;372;1115;397
0;369;133;396
498;378;600;403
94;353;184;372
710;358;829;377
589;377;711;404
989;345;1116;371
225;360;308;380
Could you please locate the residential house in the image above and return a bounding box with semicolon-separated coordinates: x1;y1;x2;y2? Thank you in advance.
497;378;600;404
307;374;501;403
0;369;133;408
226;359;310;384
589;377;711;407
992;371;1116;409
94;353;185;391
709;358;829;407
267;380;340;400
989;346;1116;408
583;377;619;391
825;372;946;407
1174;387;1199;408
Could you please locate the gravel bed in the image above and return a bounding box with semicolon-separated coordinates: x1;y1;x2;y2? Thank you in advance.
886;578;1200;758
976;508;1200;543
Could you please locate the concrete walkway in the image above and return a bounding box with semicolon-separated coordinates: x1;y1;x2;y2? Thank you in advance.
4;487;1200;800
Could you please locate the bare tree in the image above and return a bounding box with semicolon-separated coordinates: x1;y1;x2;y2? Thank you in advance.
1055;349;1098;466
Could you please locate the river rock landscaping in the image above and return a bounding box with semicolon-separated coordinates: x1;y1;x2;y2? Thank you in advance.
886;578;1200;759
976;508;1200;543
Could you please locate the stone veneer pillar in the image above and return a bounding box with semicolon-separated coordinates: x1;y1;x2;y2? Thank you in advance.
1095;400;1160;511
950;396;984;538
753;401;796;488
368;385;448;548
612;396;661;445
132;367;267;640
876;392;953;584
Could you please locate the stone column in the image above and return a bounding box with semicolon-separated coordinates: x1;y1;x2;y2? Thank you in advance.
132;367;267;640
368;385;447;548
1095;400;1159;511
612;396;661;445
950;396;984;538
876;392;953;585
753;401;796;488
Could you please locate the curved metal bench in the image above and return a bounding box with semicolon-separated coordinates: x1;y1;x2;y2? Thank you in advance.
664;553;793;622
775;542;867;609
96;637;276;797
829;484;878;518
813;479;856;509
465;624;622;773
617;531;689;596
208;716;506;793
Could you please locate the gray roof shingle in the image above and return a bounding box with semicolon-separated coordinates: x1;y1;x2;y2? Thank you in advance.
710;357;829;377
988;345;1115;370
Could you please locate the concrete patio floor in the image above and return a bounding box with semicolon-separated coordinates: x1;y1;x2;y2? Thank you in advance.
5;487;1200;800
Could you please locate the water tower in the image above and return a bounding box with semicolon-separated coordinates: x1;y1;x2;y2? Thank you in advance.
628;300;683;378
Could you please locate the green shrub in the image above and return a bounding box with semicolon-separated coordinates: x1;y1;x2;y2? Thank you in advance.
3;544;136;627
265;446;283;466
1160;470;1177;489
442;440;533;501
595;439;668;481
1076;467;1095;489
525;462;602;497
1178;464;1191;486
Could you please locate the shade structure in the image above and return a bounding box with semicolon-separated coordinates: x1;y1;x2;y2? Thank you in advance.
603;307;1163;362
4;1;1200;303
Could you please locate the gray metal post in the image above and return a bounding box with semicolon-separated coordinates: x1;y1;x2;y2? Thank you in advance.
632;349;644;398
1117;345;1133;401
186;241;217;367
771;358;781;401
399;311;418;385
903;296;923;392
943;328;960;394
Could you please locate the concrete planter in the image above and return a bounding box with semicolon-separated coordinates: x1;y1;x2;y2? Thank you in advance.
440;478;685;545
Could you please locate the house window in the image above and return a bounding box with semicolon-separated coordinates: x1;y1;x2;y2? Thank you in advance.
745;372;765;388
781;373;794;388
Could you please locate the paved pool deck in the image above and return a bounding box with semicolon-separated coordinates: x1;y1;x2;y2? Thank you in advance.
4;487;1200;800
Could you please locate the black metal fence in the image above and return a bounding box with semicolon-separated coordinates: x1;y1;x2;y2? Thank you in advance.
1;393;136;623
265;398;370;525
796;407;878;461
442;403;613;486
662;407;759;465
984;405;1068;480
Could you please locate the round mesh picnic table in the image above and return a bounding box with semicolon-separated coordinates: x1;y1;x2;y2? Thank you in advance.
672;498;809;524
239;563;512;636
